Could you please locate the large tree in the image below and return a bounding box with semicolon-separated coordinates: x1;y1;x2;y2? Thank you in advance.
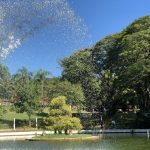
14;67;40;126
92;16;150;112
61;49;101;111
61;16;150;113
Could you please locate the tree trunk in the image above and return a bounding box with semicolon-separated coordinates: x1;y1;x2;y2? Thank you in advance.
144;87;150;111
41;80;44;106
143;80;150;111
65;129;68;134
54;130;57;134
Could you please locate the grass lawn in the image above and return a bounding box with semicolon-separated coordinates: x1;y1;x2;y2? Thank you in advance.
35;134;93;139
1;106;41;121
2;111;40;121
0;107;42;129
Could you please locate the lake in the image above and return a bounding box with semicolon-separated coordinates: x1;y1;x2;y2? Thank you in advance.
0;134;149;150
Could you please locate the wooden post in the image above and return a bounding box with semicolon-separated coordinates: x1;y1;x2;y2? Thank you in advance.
13;118;16;130
147;129;149;139
100;115;103;121
36;118;38;129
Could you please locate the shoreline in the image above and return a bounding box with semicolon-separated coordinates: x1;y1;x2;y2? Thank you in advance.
79;129;150;134
27;136;100;141
0;135;33;141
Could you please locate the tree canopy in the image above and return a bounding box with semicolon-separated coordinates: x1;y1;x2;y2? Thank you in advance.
61;16;150;112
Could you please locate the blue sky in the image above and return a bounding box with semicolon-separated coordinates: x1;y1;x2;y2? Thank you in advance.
3;0;150;76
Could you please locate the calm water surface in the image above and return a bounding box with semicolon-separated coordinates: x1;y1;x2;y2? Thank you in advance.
0;134;149;150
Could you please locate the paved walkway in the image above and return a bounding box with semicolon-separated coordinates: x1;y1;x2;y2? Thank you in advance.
0;131;53;141
0;135;33;141
80;129;150;134
0;129;149;141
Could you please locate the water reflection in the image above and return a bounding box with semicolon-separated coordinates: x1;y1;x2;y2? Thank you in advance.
0;134;149;150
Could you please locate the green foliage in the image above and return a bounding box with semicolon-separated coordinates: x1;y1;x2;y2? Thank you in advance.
44;96;82;133
61;49;101;110
0;106;7;117
14;67;40;126
0;64;13;100
123;16;150;34
0;64;84;125
91;16;150;112
61;16;150;114
34;69;50;106
46;78;85;110
15;81;39;114
61;49;93;82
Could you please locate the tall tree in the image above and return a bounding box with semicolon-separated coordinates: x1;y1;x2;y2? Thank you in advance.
0;64;13;100
61;49;101;111
14;67;40;126
34;69;50;106
92;16;150;111
14;80;39;126
13;66;32;88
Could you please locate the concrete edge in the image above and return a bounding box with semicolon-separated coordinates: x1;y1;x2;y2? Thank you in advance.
26;136;100;141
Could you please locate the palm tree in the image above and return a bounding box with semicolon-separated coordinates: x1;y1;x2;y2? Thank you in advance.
12;67;33;104
34;69;50;106
0;64;12;101
13;67;33;85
